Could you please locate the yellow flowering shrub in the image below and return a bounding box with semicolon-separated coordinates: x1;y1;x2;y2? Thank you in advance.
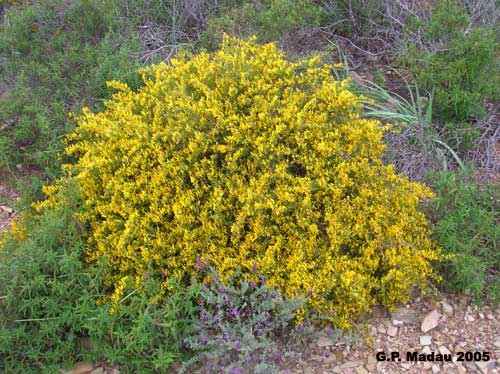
40;37;442;327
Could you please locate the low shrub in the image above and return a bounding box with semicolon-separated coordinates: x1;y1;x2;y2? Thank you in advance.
430;169;499;303
181;265;317;373
87;276;200;374
198;0;325;50
0;0;143;175
40;37;443;327
400;0;500;127
0;180;98;373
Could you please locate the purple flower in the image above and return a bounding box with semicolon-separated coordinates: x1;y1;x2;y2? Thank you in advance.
270;291;277;298
200;336;208;345
234;339;241;349
213;314;219;324
329;308;335;316
296;323;304;332
201;312;210;322
250;281;257;288
195;258;205;270
199;300;205;308
213;271;219;281
274;354;282;363
230;307;238;318
259;275;265;285
325;327;334;337
257;329;264;336
324;350;331;358
223;294;230;303
261;293;267;300
266;322;272;328
218;286;226;293
230;367;243;374
222;331;230;342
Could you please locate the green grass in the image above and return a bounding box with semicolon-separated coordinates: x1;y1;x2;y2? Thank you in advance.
430;169;500;303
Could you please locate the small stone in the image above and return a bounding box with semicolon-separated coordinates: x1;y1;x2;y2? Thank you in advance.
61;362;93;374
365;363;376;371
401;363;411;370
391;309;417;326
422;346;432;354
323;354;337;365
440;301;453;314
341;361;365;369
421;309;441;332
420;336;432;346
439;346;451;356
431;364;440;373
479;312;484;319
90;368;104;374
494;339;500;348
317;336;336;347
0;205;13;214
356;367;368;374
466;314;475;322
456;365;466;374
387;326;398;337
331;367;343;374
476;360;496;374
377;324;386;334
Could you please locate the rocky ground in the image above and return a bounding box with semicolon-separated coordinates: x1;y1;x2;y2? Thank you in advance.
287;294;499;374
60;291;499;374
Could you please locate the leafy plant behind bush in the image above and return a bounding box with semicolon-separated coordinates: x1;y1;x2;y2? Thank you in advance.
0;180;98;373
0;0;143;176
400;0;500;128
430;169;500;303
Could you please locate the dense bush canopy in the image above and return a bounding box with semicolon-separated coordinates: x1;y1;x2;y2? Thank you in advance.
41;37;442;327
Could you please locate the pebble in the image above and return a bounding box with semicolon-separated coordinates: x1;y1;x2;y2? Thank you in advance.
317;336;336;347
391;309;417;326
419;335;432;345
421;309;441;332
61;362;93;374
440;301;454;314
377;324;386;334
341;361;365;369
439;346;452;356
476;360;496;374
431;364;440;373
355;367;368;374
0;205;13;214
386;326;398;337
